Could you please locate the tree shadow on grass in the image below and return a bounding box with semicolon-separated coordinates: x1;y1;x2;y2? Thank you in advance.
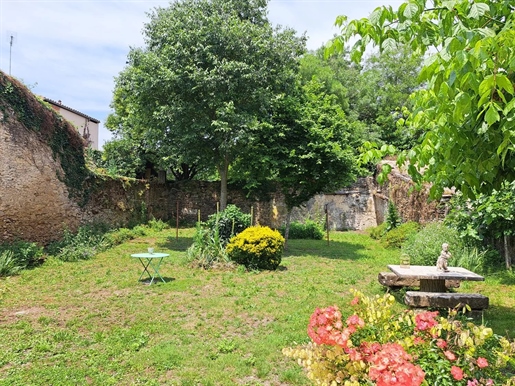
283;238;371;261
157;236;193;252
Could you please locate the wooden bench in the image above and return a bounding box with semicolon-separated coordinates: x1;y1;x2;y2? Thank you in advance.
378;272;460;290
404;291;489;310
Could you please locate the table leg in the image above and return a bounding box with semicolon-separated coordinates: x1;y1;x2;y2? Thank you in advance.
137;257;165;284
420;279;447;292
147;257;165;284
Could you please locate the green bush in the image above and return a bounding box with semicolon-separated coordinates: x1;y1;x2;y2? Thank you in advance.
381;221;420;249
385;202;402;231
105;228;135;245
279;220;324;240
47;226;110;262
0;251;22;277
187;222;229;269
369;222;387;240
205;204;251;245
226;226;285;270
402;222;465;266
0;241;44;269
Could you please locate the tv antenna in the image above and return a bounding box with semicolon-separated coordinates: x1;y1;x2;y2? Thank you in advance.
7;31;17;75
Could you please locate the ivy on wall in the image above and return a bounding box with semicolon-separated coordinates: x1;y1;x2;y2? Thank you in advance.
0;71;91;205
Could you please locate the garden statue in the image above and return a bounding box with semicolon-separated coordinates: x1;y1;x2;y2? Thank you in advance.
436;243;451;272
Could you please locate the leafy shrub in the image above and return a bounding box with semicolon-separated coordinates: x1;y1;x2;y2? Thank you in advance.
0;251;22;277
385;201;402;231
279;219;324;240
147;218;170;232
368;222;387;240
47;226;110;262
105;227;135;245
284;289;515;386
205;204;251;245
226;226;285;270
380;221;420;249
187;222;229;269
0;241;44;269
402;222;464;266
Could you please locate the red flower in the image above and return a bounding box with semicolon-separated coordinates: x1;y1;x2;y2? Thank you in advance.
444;350;457;361
350;296;360;305
476;357;488;368
451;366;464;380
414;311;439;331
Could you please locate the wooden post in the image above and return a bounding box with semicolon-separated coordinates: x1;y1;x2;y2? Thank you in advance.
250;206;254;226
325;204;329;246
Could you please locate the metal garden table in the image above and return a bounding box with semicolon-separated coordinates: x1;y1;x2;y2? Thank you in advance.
131;252;169;284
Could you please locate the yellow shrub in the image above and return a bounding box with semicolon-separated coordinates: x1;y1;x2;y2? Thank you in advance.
226;226;285;270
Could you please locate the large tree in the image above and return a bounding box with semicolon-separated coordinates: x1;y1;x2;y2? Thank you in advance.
232;79;359;238
106;0;305;209
328;0;515;199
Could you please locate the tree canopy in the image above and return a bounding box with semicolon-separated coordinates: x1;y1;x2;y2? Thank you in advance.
106;0;305;209
328;0;515;199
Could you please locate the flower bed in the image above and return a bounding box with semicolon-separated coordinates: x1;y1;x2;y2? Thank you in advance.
283;290;515;385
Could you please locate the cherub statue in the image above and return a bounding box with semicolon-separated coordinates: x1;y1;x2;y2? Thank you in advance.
436;243;451;272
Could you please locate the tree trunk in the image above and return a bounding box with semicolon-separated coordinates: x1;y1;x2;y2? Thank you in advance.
218;155;229;211
504;233;512;270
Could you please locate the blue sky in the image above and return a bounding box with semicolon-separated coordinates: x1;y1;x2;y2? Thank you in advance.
0;0;403;148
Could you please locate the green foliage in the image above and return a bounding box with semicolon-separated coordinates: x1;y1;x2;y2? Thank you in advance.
279;219;324;240
0;251;22;277
226;226;285;270
234;79;358;210
369;222;387;240
205;204;251;245
47;226;110;262
107;0;306;208
385;201;402;231
0;72;90;204
402;222;464;266
380;221;420;249
329;1;515;199
0;241;44;270
186;222;230;269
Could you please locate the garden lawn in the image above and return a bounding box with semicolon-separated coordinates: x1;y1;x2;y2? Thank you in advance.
0;229;513;385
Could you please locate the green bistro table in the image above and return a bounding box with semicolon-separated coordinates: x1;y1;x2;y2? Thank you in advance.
131;252;169;284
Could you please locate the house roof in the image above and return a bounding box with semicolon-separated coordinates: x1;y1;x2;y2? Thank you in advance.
43;97;100;123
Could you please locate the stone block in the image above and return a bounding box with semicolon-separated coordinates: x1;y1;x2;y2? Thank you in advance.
404;291;489;310
378;272;460;289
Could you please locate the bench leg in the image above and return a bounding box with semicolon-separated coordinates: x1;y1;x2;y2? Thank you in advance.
420;279;447;292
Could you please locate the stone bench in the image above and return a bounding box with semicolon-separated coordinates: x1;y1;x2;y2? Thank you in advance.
378;272;460;290
404;291;489;310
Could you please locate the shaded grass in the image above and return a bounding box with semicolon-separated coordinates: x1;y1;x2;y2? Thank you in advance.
0;230;513;385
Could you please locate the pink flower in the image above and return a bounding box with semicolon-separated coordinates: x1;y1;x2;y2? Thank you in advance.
436;339;447;349
413;336;425;345
444;350;457;361
308;306;349;347
350;296;360;305
476;357;488;368
467;380;479;386
414;311;439;331
451;366;464;381
346;314;365;328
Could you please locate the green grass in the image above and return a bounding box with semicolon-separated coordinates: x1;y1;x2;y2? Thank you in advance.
0;229;513;385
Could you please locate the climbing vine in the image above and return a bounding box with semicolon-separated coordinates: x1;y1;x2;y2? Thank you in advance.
0;71;92;205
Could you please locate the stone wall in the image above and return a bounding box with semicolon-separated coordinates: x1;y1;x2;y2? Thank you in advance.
0;71;445;245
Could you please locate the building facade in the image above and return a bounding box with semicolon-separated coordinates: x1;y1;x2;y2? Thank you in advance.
43;98;100;150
